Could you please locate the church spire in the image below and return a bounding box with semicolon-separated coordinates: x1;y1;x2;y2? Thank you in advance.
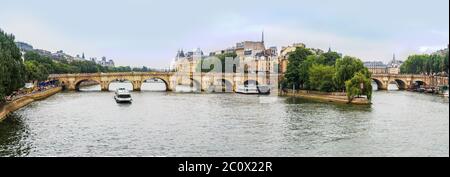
261;30;264;44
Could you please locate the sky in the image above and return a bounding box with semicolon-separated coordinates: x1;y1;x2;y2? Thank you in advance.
1;0;448;68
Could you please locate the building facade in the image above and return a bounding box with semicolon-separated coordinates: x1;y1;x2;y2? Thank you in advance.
91;56;115;67
172;48;204;73
364;61;388;74
278;43;306;74
364;54;404;75
386;54;403;74
171;33;278;75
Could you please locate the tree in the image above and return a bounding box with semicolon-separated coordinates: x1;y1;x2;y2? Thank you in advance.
321;51;341;66
298;55;320;89
197;52;238;73
24;60;49;82
284;47;313;89
345;72;372;103
334;56;369;91
308;64;336;92
445;51;449;74
132;66;151;72
0;29;26;102
399;54;448;75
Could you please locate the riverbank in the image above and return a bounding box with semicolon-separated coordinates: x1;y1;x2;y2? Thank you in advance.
282;90;371;105
0;87;62;122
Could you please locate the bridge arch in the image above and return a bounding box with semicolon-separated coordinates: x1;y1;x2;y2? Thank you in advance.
371;78;384;90
413;80;427;88
141;77;170;91
394;79;407;90
386;79;407;90
107;78;135;91
387;80;400;90
173;78;202;92
74;79;101;91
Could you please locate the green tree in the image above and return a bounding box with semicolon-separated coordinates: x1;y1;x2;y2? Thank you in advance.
284;47;313;89
197;52;238;73
298;55;321;89
308;64;336;92
321;51;341;66
334;56;369;91
445;51;449;74
399;54;442;74
24;60;49;82
0;29;26;102
345;72;372;103
70;60;100;73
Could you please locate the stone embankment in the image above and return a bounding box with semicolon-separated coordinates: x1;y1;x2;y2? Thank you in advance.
0;87;62;122
281;90;371;105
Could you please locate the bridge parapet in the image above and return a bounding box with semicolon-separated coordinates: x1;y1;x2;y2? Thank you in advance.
49;72;174;78
49;71;281;92
371;74;448;90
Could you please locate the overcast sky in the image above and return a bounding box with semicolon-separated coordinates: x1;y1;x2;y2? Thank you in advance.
1;0;448;68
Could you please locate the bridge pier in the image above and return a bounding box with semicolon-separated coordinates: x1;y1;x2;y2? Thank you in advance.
101;82;109;91
68;81;76;90
133;81;142;91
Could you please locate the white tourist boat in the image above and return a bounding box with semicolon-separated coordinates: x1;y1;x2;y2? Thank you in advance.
114;88;132;103
236;84;272;94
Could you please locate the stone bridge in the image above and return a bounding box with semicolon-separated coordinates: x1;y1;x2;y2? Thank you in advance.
49;72;279;92
371;74;448;90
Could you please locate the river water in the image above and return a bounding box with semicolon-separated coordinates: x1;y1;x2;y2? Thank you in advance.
0;83;448;157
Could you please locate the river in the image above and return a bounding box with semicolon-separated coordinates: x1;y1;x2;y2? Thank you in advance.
0;83;448;157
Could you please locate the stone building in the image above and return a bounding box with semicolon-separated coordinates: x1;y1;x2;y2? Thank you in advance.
172;48;204;73
386;54;403;74
278;43;306;74
364;61;388;74
364;54;404;75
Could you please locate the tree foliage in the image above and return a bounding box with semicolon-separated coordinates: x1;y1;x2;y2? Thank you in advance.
24;60;49;81
345;72;373;102
284;47;313;89
196;52;238;73
308;64;336;92
22;51;157;77
400;54;448;75
334;56;370;91
0;29;26;102
321;51;341;66
282;47;373;101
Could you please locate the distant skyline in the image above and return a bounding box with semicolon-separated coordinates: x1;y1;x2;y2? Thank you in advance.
1;0;448;68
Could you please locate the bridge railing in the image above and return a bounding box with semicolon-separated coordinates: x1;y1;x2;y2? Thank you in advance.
371;73;428;77
49;71;283;78
49;72;175;78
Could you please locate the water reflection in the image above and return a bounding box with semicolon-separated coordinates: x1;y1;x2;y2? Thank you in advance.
0;90;448;156
387;84;399;91
141;83;166;91
79;84;101;91
0;114;31;157
141;79;167;91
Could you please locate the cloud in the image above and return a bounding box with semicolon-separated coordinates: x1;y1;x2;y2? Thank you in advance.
419;45;447;54
250;23;400;62
0;12;96;56
1;0;448;67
